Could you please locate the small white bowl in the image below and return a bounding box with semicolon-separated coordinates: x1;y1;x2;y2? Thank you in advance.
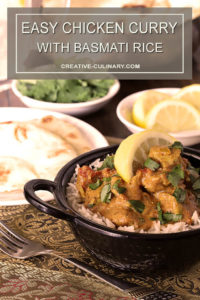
117;88;200;146
12;80;120;116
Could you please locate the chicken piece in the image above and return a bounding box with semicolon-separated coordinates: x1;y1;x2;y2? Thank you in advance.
101;168;117;178
142;192;157;217
149;146;181;170
154;191;182;214
141;168;170;193
76;166;115;199
93;194;139;227
84;186;102;207
126;170;143;200
76;166;95;198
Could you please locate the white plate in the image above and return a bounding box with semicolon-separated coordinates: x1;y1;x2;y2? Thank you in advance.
0;107;108;206
117;88;200;146
12;80;120;116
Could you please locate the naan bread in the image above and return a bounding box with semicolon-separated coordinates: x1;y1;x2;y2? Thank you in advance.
0;116;92;194
0;121;78;180
0;156;38;192
31;115;91;155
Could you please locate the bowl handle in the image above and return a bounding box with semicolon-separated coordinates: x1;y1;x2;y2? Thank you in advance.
24;179;75;222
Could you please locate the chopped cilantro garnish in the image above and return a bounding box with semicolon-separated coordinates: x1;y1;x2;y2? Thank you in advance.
173;187;186;203
157;202;164;224
144;158;160;171
192;177;200;190
100;184;112;203
89;179;102;190
163;212;182;222
17;79;114;103
170;141;183;152
157;202;182;224
167;165;184;187
112;180;126;194
98;155;114;170
129;200;145;214
102;177;111;182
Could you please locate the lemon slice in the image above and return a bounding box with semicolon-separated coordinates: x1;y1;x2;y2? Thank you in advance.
145;100;200;132
173;84;200;110
132;90;170;128
114;130;175;182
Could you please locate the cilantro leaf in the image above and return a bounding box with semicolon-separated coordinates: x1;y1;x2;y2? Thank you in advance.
173;187;186;203
167;165;184;187
163;212;182;222
156;202;182;224
157;202;165;224
17;79;114;103
112;180;126;194
170;141;183;152
129;200;145;214
89;179;102;190
102;177;111;182
144;158;160;171
100;184;112;203
98;155;114;170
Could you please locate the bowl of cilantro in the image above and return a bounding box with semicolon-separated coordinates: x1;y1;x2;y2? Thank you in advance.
12;79;120;116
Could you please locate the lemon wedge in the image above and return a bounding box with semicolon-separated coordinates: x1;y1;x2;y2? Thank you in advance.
114;130;175;182
132;90;170;128
145;100;200;132
173;84;200;111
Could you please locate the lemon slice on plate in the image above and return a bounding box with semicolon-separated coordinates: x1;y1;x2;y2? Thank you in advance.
173;84;200;111
145;100;200;132
114;130;175;182
132;90;170;128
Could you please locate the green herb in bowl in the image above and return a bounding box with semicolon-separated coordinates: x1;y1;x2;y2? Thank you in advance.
17;79;115;104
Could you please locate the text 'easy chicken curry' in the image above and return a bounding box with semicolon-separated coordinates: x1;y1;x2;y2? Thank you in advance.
76;142;200;231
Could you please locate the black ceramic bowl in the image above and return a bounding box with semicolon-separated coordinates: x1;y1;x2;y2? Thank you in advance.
24;145;200;271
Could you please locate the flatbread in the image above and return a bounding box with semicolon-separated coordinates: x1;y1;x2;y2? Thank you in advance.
0;156;38;192
31;115;91;155
0;121;78;181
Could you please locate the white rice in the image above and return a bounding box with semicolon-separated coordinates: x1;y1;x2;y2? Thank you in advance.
66;159;200;234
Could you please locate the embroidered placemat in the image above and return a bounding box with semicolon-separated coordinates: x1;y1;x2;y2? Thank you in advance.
0;203;200;300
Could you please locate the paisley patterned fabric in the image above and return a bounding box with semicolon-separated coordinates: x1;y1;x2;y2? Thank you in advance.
0;203;200;299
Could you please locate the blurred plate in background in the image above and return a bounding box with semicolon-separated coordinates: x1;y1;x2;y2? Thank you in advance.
0;107;108;206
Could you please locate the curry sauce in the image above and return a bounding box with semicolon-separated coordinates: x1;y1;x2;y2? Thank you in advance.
76;142;200;230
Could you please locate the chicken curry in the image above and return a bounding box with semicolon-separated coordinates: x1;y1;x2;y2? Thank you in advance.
76;142;200;230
